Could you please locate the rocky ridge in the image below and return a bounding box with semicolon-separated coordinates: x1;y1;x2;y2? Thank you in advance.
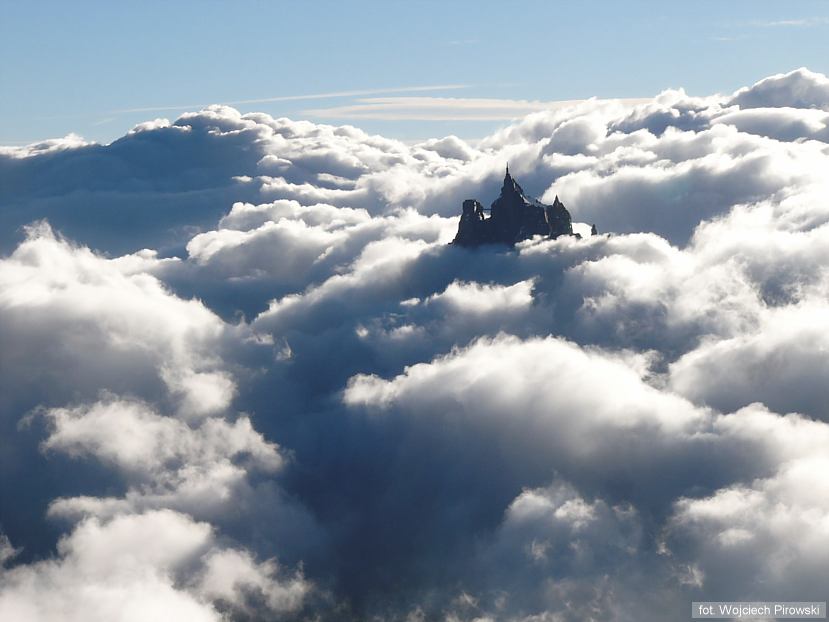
452;167;592;246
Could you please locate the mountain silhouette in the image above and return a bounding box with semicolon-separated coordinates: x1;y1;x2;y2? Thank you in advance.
452;166;583;246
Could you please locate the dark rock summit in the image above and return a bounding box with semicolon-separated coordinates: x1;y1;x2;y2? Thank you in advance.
452;166;583;247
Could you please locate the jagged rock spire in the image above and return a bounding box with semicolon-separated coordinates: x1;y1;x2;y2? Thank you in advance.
453;169;574;246
502;163;522;196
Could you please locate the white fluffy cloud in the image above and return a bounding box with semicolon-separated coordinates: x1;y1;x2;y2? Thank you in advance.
662;403;829;600
729;67;829;110
0;223;236;418
41;397;283;520
342;334;829;618
0;225;308;618
0;510;309;622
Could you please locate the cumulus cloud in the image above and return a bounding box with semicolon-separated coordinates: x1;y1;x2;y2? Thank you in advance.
0;510;309;622
3;67;829;620
0;223;237;418
40;396;283;520
0;223;309;617
729;67;829;110
669;301;829;420
662;403;829;601
340;335;829;618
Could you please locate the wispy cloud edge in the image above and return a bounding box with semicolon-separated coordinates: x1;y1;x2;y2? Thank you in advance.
112;84;473;115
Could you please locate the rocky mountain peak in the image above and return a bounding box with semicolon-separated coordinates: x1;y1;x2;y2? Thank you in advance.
452;167;588;247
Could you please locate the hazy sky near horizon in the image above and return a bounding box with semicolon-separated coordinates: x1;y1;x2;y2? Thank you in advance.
2;0;829;144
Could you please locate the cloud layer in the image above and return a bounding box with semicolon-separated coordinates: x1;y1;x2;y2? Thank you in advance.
2;68;829;620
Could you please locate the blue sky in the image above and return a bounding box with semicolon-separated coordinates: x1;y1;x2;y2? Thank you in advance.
2;0;828;144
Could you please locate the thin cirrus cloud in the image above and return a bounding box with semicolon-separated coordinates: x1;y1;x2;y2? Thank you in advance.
713;16;829;42
750;17;829;27
305;95;651;121
112;83;473;114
